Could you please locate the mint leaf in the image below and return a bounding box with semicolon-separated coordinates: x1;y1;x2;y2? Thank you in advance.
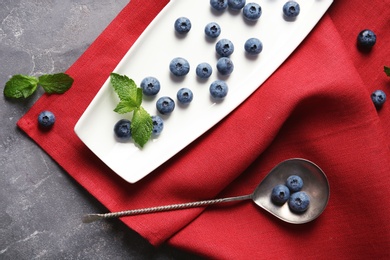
38;73;74;94
131;107;153;148
4;74;39;98
385;66;390;77
113;88;143;114
110;73;142;111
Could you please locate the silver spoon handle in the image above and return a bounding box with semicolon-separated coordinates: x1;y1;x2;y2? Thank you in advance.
82;194;253;223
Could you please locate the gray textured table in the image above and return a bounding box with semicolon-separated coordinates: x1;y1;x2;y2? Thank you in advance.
0;1;199;259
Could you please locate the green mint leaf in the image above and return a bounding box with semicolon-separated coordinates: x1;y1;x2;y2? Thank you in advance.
3;74;39;98
38;73;74;94
131;106;153;148
110;73;142;111
384;66;390;77
113;88;142;114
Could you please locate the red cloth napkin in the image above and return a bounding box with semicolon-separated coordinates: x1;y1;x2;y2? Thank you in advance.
17;0;390;259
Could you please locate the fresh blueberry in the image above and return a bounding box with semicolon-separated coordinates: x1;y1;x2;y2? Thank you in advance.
140;76;160;96
228;0;246;10
243;3;262;21
151;115;164;135
216;57;234;75
371;90;386;108
196;62;213;78
288;191;310;213
210;80;229;99
216;39;234;57
204;22;221;38
114;119;131;140
156;96;175;114
174;17;191;34
38;110;55;128
286;175;304;192
169;57;190;76
244;38;263;55
357;29;376;49
283;1;300;18
210;0;228;11
177;88;194;104
271;184;290;205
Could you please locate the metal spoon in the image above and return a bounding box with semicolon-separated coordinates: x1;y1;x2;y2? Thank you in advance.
82;158;330;224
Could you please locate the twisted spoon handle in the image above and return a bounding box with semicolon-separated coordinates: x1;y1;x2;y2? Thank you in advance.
82;194;253;223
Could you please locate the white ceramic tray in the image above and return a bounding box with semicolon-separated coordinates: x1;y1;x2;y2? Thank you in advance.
74;0;333;183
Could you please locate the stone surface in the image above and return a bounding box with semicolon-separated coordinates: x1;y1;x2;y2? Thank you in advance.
0;1;199;259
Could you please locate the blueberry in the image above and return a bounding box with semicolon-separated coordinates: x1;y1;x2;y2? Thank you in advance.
174;17;191;34
156;96;175;114
196;62;213;78
169;57;190;76
216;39;234;57
216;57;234;75
357;29;376;49
283;1;300;18
243;3;262;21
371;90;386;108
286;175;304;192
271;184;290;205
38;110;55;128
114;119;131;140
228;0;246;10
204;22;221;38
244;38;263;55
288;191;310;213
177;88;194;104
140;76;160;96
210;80;229;99
210;0;228;11
151;115;164;135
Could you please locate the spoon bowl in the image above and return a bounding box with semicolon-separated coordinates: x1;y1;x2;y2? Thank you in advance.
253;158;330;224
83;158;330;224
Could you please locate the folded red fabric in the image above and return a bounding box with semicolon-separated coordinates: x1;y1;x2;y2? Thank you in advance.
17;0;390;259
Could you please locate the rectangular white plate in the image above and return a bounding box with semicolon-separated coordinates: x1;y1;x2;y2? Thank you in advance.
74;0;333;183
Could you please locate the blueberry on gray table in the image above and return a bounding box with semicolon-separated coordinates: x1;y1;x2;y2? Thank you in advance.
244;38;263;55
216;57;234;75
357;29;376;49
196;62;213;78
271;184;290;205
156;96;175;114
210;0;228;11
151;115;164;135
288;191;310;213
174;17;192;34
38;110;55;128
140;76;160;96
216;38;234;57
286;175;303;192
371;90;386;108
177;88;194;104
228;0;246;10
243;2;262;21
114;119;131;140
169;57;190;77
209;80;228;99
204;22;221;38
283;1;300;18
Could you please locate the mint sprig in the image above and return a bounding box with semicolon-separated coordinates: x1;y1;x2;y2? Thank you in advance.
3;73;73;99
384;66;390;77
110;73;153;148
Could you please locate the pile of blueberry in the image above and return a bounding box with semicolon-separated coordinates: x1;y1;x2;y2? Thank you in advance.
271;175;310;213
111;1;303;140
